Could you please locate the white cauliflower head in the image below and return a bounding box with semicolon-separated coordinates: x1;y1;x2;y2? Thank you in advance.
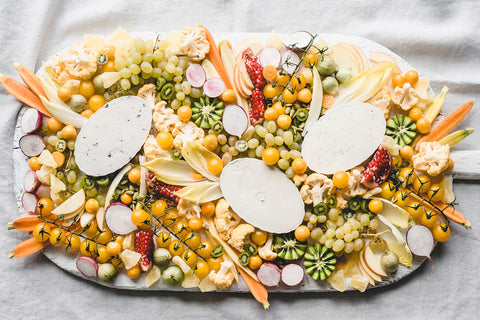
143;135;170;161
258;233;277;261
293;174;307;187
227;223;255;252
172;121;205;149
137;84;157;109
179;27;210;61
342;166;367;197
392;83;418;111
177;199;201;220
300;173;335;206
368;86;392;119
208;261;235;290
214;198;241;241
152;101;180;133
412;141;450;176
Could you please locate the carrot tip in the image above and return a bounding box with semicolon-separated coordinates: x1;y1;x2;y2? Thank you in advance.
12;62;20;68
7;252;14;259
464;221;471;229
7;222;14;230
263;302;270;309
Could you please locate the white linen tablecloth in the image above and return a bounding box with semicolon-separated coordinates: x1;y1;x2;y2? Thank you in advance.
1;1;479;319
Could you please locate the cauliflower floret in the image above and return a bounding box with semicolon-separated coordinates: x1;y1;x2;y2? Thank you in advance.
368;86;392;119
45;42;98;84
413;77;434;110
152;101;180;133
179;27;210;61
177;199;201;220
335;192;348;209
137;84;157;109
258;233;277;261
143;135;170;161
392;83;418;111
293;174;307;187
63;79;81;94
381;135;401;157
227;223;255;252
342;166;367;197
412;141;450;176
300;173;335;206
208;261;235;290
172;121;205;149
214;198;241;241
36;165;57;185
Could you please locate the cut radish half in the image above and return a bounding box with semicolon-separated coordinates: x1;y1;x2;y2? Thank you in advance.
258;47;281;68
23;170;39;193
186;63;206;88
406;225;435;276
35;185;51;199
281;50;300;74
76;256;98;278
283;31;313;50
222;104;249;137
22;192;38;214
21;108;42;134
257;262;281;287
281;264;305;286
105;202;137;235
203;77;226;98
19;134;45;157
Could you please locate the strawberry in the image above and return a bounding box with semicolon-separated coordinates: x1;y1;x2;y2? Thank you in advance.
243;48;266;125
361;145;392;189
135;230;154;272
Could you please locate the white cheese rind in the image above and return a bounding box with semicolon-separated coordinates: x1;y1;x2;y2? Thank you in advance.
220;158;304;233
302;103;386;174
74;96;152;176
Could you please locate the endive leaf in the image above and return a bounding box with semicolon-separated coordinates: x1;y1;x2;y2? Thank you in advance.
174;181;222;203
377;217;412;267
376;198;411;229
182;142;220;182
303;67;323;136
143;158;205;186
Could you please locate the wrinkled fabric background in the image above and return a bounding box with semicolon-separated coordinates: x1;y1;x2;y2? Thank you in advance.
1;1;479;319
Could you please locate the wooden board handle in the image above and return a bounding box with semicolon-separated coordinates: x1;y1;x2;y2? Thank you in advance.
450;150;480;180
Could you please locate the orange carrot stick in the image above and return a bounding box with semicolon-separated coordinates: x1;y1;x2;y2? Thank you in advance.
200;25;233;90
7;215;44;232
238;268;270;309
13;63;48;99
0;73;52;117
415;100;474;150
8;237;48;258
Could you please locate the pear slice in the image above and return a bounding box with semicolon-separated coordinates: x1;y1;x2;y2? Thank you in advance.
359;248;382;283
357;257;375;285
51;189;85;216
363;246;388;277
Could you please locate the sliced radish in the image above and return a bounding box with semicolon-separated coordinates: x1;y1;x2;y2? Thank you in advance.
105;202;137;235
76;256;98;278
21;109;42;134
406;225;435;276
186;63;206;88
203;77;226;98
35;185;51;199
222;104;249;137
23;170;39;193
22;192;38;214
258;47;281;68
283;31;313;50
19;134;45;157
257;262;281;287
281;263;305;286
281;50;300;74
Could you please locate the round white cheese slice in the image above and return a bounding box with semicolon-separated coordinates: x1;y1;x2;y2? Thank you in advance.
302;103;386;174
75;96;151;176
220;158;304;233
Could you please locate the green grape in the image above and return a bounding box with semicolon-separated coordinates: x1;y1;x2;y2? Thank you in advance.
183;96;191;106
247;149;256;158
145;39;154;53
228;136;237;146
217;134;227;145
360;214;370;226
168;55;179;66
165;63;176;74
326;220;336;230
317;215;327;223
283;131;294;145
126;57;133;66
170;99;181;109
66;170;77;184
255;145;265;158
344;233;353;243
278;158;289;170
86;187;97;198
176;92;185;101
141;72;152;79
153;50;164;62
369;219;379;230
247;138;259;149
264;133;275;146
47;135;58;146
221;144;229;153
353;238;364;251
178;57;188;69
96;194;106;207
266;121;277;133
120;68;132;79
129;64;141;75
190;88;202;98
336;216;345;227
328;208;339;222
325;238;334;249
311;227;323;240
304;211;312;222
134;37;146;53
119;78;131;90
152;67;162;78
174;83;182;92
255;126;267;138
274;135;284;146
130;74;140;85
276;128;284;136
67;140;75;150
115;58;127;70
181;81;191;95
319;234;327;245
132;52;142;64
309;215;317;224
158;61;168;70
162;71;173;81
332;239;345;252
291;142;301;151
55;131;62;139
280;149;290;160
342;223;352;234
344;242;354;254
228;146;238;156
290;150;302;159
140;61;153;74
143;53;153;63
285;167;294;179
174;67;183;77
351;230;359;239
173;75;183;83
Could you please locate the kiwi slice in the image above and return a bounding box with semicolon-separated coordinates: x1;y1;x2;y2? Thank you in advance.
386;115;417;146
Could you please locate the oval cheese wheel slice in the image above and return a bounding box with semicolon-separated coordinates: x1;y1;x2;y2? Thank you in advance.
302;103;386;174
75;96;151;176
220;158;304;233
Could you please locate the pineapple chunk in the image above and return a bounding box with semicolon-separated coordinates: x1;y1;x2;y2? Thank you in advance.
119;249;141;270
182;272;200;289
327;269;346;292
146;265;161;288
350;274;370;292
122;232;134;251
199;276;217;292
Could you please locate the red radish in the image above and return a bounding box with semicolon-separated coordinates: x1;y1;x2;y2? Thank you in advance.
21;108;42;134
76;256;98;278
105;202;137;235
258;47;281;68
19;134;45;157
22;192;38;214
203;77;226;98
406;225;435;276
23;170;39;193
186;63;206;88
281;263;305;286
257;262;281;287
222;104;249;137
281;50;300;74
283;31;313;50
35;185;51;199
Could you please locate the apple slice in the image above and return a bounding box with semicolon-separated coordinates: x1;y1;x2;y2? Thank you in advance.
236;55;254;90
333;43;368;74
369;51;402;74
51;189;85;215
357;258;375;285
348;43;369;73
330;43;361;77
234;63;249;98
233;37;263;61
359;249;382;283
363;245;388;277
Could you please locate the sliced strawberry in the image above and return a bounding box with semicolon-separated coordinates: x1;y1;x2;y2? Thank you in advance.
361;145;392;189
135;230;154;272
